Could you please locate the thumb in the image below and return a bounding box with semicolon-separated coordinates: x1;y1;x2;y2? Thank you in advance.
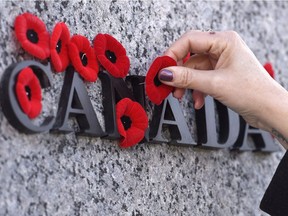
158;66;216;95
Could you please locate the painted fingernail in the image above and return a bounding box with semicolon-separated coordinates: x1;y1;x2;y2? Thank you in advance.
159;69;173;82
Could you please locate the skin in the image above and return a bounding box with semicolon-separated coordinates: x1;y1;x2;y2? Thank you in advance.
159;30;288;149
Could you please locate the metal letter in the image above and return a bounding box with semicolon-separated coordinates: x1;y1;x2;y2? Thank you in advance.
52;66;106;137
98;71;135;139
149;94;196;145
0;60;55;133
233;117;279;152
125;75;149;143
196;96;240;149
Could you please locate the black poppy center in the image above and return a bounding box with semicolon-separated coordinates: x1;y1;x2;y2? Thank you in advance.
105;50;117;63
80;52;88;66
121;115;132;130
26;29;39;44
25;85;32;100
56;40;62;53
154;73;162;87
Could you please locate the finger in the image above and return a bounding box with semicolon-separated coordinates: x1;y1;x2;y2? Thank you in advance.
173;88;185;99
164;30;231;62
192;90;205;109
185;54;210;109
184;53;213;70
159;54;217;96
173;54;212;100
177;59;183;66
158;66;219;96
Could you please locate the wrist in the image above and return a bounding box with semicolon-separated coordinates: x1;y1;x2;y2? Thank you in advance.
258;81;288;149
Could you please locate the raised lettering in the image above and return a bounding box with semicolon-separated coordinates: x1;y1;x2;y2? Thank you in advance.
0;60;55;133
149;94;197;145
52;66;106;137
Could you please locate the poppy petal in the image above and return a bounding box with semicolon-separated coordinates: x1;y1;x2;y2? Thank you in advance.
68;35;99;82
50;22;70;72
182;53;195;64
15;67;42;119
183;52;190;64
94;33;130;78
121;128;145;148
145;56;177;105
116;98;148;148
14;13;50;60
264;62;275;79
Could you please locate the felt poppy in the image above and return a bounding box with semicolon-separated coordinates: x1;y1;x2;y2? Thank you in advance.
183;52;191;64
116;98;148;148
145;56;177;105
15;67;42;119
93;33;130;78
68;35;99;82
264;62;275;79
14;13;50;60
183;52;195;64
50;22;70;72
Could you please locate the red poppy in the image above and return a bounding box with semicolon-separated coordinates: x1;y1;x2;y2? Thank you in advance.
68;35;99;82
145;56;177;105
116;98;148;148
264;62;275;79
93;34;130;78
183;52;195;64
183;52;190;64
15;67;42;119
14;13;50;60
50;22;70;72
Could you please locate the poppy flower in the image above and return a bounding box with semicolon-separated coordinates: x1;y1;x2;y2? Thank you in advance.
145;56;177;105
264;62;275;79
183;52;195;64
15;67;42;119
50;22;70;72
183;52;191;64
116;98;148;148
14;13;50;60
93;33;130;78
68;35;99;82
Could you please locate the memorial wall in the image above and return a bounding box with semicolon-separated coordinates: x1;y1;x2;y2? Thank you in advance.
0;1;287;215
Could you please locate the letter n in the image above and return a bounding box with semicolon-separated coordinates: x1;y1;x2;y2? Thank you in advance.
98;71;135;139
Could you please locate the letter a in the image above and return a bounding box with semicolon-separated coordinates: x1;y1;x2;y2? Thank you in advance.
149;94;196;145
52;66;106;137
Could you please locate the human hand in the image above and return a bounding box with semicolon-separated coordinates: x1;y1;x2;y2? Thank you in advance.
158;30;288;148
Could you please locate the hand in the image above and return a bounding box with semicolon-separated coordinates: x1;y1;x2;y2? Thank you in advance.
158;30;288;148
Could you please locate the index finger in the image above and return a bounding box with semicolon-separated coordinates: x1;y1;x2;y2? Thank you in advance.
164;30;229;62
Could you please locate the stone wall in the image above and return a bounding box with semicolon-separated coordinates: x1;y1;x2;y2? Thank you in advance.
0;1;287;215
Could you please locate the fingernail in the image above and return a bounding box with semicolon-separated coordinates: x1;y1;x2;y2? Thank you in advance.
159;69;173;82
